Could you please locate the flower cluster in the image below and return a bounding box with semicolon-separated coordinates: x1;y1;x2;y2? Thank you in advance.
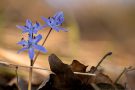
17;11;66;60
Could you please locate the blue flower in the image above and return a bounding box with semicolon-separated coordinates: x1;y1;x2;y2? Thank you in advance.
42;11;67;32
16;19;42;35
17;34;47;60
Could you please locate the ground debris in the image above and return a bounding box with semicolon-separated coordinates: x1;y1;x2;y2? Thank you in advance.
37;54;127;90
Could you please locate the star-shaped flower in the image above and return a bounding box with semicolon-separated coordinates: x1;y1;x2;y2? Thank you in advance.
16;19;42;35
42;11;67;32
17;34;47;60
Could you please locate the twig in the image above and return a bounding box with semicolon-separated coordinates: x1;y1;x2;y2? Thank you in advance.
92;52;112;73
0;60;95;76
114;68;126;84
125;66;134;72
124;66;133;89
115;66;132;84
0;61;50;71
74;72;96;76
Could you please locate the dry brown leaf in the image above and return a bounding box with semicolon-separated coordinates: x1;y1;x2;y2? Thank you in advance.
70;60;88;73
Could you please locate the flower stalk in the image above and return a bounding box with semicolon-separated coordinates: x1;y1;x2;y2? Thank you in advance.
28;60;33;90
32;28;52;65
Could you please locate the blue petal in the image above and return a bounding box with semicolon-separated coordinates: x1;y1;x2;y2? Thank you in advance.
16;25;29;33
28;36;33;43
58;17;64;25
34;34;42;43
17;40;28;46
28;30;33;36
41;17;49;24
48;18;56;27
26;19;32;28
58;27;68;32
54;11;64;25
42;17;53;28
28;47;34;60
53;27;67;32
33;22;40;29
17;47;28;53
42;24;48;28
33;45;47;53
32;29;38;34
53;27;60;32
33;22;42;34
22;30;29;33
42;17;57;28
54;11;63;19
16;25;25;30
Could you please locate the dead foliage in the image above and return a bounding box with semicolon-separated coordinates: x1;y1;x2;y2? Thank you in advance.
37;53;129;90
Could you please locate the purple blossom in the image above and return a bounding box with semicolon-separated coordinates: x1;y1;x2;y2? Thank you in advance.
42;11;67;32
16;19;42;35
17;34;47;60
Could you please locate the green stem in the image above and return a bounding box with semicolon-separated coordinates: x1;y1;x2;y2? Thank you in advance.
28;60;33;90
32;28;52;65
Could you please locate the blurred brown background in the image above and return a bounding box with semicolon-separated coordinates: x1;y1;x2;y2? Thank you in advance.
0;0;135;82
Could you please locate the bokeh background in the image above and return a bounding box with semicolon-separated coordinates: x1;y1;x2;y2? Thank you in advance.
0;0;135;84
